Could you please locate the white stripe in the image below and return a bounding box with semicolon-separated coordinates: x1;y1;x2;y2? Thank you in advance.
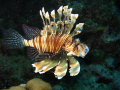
29;39;34;47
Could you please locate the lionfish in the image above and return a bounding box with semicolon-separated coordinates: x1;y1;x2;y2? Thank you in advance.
4;5;89;79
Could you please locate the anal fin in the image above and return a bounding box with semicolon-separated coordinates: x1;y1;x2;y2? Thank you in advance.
27;47;39;60
27;47;55;61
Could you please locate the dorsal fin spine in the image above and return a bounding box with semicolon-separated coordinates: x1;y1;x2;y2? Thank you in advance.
40;10;45;26
63;5;68;34
42;7;45;16
45;11;52;35
57;6;63;21
45;11;51;25
42;7;49;29
57;6;63;35
70;23;84;37
63;5;68;16
51;10;56;34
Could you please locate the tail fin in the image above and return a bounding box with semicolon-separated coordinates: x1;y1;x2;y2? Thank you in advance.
3;29;24;49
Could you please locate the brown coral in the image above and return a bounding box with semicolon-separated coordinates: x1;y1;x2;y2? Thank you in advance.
26;78;52;90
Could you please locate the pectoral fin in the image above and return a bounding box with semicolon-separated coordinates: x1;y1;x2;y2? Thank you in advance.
68;56;80;76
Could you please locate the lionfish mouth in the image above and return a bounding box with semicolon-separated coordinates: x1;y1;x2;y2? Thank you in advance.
32;52;80;79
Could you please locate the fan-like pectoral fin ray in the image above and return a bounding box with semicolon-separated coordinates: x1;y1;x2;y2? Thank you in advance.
54;56;68;79
68;56;80;76
32;58;59;74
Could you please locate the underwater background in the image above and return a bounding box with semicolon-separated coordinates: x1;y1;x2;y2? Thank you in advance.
0;0;120;90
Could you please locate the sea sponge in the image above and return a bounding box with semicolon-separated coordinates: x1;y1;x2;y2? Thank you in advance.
26;78;52;90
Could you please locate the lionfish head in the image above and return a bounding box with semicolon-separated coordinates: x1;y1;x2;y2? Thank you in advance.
67;38;89;58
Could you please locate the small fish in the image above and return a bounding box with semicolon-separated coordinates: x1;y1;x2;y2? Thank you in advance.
3;5;89;79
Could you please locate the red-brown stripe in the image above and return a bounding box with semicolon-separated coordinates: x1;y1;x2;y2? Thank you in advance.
33;37;36;48
39;36;42;53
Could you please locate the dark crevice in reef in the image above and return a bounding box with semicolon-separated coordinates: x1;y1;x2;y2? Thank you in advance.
96;77;113;84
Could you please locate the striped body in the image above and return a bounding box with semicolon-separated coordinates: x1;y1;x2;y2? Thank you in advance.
23;34;74;54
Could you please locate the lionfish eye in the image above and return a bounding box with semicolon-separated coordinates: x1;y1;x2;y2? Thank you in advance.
84;46;89;54
84;49;88;54
76;43;79;46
